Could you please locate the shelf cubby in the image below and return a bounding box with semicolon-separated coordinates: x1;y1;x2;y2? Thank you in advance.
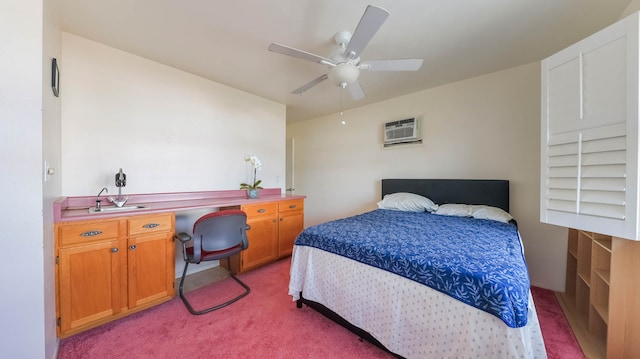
563;229;578;304
568;228;578;258
590;231;611;333
563;229;614;358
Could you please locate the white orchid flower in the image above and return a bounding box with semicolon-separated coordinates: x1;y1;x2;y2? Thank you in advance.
240;155;264;190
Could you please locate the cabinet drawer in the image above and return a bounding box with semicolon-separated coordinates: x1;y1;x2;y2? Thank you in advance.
128;213;173;236
279;199;304;213
242;202;278;217
59;221;120;247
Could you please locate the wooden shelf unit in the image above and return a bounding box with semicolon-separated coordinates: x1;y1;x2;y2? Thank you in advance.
563;229;640;358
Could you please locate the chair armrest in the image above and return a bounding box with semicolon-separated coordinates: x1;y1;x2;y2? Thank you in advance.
176;232;192;262
175;232;192;243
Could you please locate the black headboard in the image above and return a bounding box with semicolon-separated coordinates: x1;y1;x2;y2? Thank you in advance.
382;179;510;212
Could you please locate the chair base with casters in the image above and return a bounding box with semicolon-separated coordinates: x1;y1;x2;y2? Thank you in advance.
175;210;251;315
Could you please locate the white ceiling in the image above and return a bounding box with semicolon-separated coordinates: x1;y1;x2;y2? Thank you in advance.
59;0;631;123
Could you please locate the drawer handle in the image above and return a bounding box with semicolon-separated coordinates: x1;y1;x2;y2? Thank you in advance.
130;245;137;250
143;223;160;229
257;209;266;213
81;230;103;237
289;205;297;209
111;248;119;253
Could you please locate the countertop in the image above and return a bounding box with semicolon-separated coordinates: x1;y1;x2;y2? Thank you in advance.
54;188;305;223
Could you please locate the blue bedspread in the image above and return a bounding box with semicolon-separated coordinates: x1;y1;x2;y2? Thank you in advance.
294;209;530;328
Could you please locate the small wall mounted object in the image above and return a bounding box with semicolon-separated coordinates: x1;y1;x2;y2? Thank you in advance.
51;58;60;97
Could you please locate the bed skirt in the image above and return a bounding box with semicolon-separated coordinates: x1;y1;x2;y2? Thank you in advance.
289;246;548;359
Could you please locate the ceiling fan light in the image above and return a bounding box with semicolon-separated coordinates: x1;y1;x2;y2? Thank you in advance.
328;63;360;87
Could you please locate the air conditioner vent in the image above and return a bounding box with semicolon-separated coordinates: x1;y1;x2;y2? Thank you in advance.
384;117;422;146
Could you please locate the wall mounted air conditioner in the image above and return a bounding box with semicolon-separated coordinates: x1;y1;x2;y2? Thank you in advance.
383;117;422;146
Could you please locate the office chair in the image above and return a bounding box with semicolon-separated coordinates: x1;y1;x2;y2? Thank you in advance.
175;210;250;315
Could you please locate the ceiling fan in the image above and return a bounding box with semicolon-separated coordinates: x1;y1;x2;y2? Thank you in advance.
268;5;423;100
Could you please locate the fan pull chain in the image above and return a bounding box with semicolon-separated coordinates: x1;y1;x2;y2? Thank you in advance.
339;88;347;125
339;88;344;116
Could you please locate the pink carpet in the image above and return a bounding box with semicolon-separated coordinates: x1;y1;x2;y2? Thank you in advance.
530;286;584;359
58;258;583;358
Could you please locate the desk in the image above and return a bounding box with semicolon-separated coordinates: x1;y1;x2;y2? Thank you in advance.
54;188;303;222
54;189;305;337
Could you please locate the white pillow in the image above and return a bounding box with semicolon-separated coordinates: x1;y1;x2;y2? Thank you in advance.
471;205;513;223
377;192;439;212
434;203;473;217
435;203;513;223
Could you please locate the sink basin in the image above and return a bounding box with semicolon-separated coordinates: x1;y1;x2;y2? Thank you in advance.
89;205;147;213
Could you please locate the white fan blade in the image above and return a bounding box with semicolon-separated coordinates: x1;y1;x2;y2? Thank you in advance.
348;81;365;100
344;5;389;60
292;74;329;95
269;43;334;65
360;59;423;71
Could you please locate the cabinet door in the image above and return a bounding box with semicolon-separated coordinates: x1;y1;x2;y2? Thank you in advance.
58;239;121;334
127;232;175;307
242;214;278;272
545;23;627;136
278;211;303;257
278;199;304;257
582;36;626;128
127;213;175;308
547;55;581;135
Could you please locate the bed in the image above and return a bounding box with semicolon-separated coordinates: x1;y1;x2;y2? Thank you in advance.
288;179;547;358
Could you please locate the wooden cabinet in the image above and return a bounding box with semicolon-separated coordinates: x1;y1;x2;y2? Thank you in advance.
55;213;175;338
541;12;640;240
563;229;640;358
57;220;123;335
240;202;279;272
227;198;305;273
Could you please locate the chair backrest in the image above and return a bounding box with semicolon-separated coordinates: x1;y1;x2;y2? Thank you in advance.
192;210;248;254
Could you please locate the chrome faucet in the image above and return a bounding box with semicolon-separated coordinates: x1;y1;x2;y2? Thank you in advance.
108;168;129;207
96;187;108;210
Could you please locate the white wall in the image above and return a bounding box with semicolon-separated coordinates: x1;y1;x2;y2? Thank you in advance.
287;62;568;291
0;0;49;358
43;0;63;357
60;33;287;277
61;33;286;196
